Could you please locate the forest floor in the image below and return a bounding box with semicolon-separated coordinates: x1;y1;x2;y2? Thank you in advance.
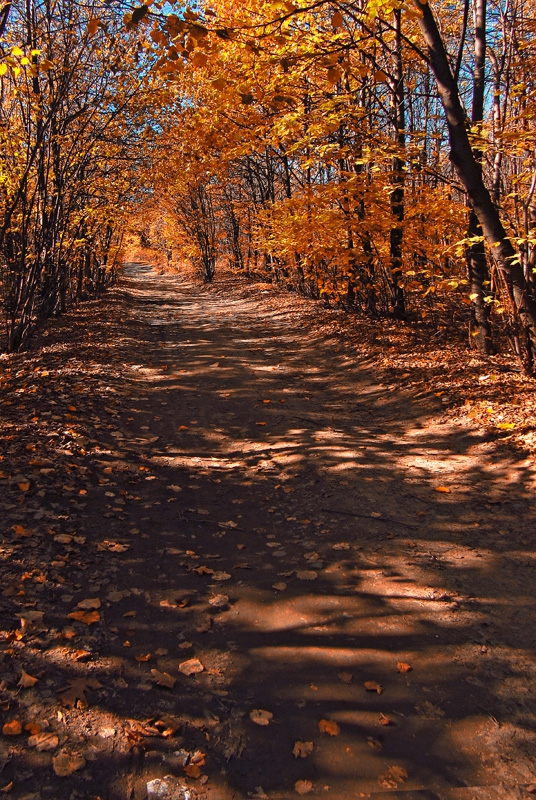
1;263;536;800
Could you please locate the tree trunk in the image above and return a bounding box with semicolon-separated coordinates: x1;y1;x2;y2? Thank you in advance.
466;0;493;354
389;9;406;319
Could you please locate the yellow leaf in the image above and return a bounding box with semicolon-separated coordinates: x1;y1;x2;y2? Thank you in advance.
497;422;515;430
0;64;7;76
11;46;24;57
435;486;451;493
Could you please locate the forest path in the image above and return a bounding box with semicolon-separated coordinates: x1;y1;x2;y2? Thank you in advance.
1;264;536;800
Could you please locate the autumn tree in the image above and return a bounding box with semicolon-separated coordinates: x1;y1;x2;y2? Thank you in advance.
0;0;158;351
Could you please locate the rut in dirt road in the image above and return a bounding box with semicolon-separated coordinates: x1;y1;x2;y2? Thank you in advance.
1;263;536;800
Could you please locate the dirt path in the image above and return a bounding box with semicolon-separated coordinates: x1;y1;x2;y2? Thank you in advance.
1;264;536;800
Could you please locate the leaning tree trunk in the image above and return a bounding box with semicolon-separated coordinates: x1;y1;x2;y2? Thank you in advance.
413;0;536;373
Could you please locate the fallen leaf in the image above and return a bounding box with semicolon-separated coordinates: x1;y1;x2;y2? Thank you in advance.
396;661;412;673
179;658;204;676
193;566;214;576
435;486;451;493
24;722;41;735
97;540;129;552
272;582;287;591
378;765;408;789
67;609;100;625
208;594;229;607
0;782;13;793
293;741;314;758
135;653;152;662
295;780;313;795
151;669;176;689
18;670;39;688
54;534;73;544
76;598;101;610
2;720;21;736
338;671;353;684
184;764;201;778
12;525;32;537
318;719;340;736
52;752;86;777
28;732;59;751
178;425;189;431
56;677;102;709
108;542;130;552
296;570;318;581
378;712;393;726
249;709;273;726
212;571;232;581
364;680;384;694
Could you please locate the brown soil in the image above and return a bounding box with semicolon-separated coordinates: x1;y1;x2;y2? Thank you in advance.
1;263;536;800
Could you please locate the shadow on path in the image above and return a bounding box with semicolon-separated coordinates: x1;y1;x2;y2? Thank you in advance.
1;263;535;800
